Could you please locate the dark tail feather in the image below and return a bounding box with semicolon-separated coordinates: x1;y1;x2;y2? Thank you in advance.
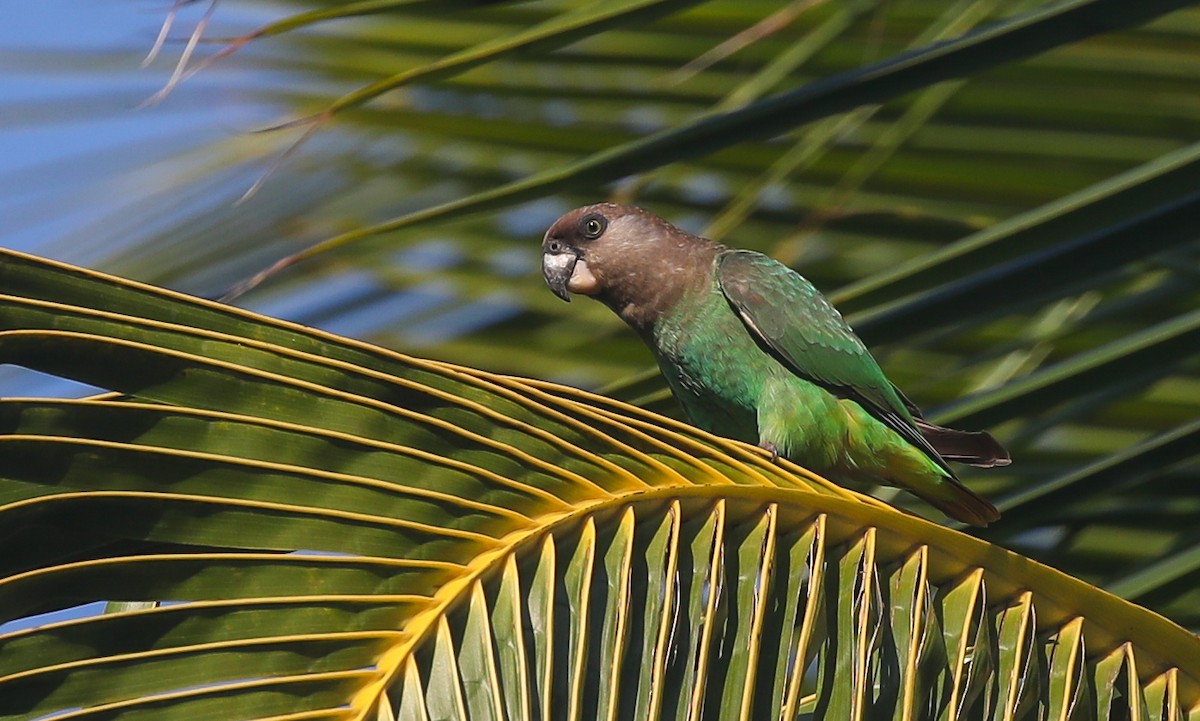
916;420;1011;468
920;477;1001;527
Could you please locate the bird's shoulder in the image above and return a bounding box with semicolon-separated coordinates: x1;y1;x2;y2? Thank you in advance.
715;249;868;359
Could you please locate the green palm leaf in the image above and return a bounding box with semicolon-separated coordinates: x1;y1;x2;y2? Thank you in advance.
1;248;1197;719
223;0;1197;294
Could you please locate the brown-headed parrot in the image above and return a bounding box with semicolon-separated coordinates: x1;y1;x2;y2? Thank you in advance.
542;203;1009;525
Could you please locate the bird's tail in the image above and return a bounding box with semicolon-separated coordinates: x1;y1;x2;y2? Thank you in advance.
920;476;1001;527
883;434;1002;526
916;420;1011;468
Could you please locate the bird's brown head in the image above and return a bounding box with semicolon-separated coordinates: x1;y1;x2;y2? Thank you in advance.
542;203;721;332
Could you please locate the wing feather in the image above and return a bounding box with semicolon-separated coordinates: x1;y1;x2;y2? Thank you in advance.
716;250;954;475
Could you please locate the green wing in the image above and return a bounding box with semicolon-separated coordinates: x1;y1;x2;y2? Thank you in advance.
716;249;953;474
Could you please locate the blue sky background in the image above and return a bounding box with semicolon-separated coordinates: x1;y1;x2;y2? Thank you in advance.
0;2;281;257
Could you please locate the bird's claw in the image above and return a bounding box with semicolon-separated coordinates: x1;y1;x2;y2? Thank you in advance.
760;441;780;462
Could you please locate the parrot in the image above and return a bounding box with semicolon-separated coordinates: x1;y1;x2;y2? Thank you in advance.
541;202;1009;525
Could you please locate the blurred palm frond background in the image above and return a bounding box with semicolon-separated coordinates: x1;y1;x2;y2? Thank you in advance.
0;0;1197;627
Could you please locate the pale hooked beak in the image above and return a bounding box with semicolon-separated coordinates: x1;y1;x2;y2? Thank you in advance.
542;251;579;302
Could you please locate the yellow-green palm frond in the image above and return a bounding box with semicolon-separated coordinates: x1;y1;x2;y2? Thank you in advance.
0;249;1196;720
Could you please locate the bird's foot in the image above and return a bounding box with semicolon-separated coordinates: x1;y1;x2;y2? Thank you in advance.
759;441;780;462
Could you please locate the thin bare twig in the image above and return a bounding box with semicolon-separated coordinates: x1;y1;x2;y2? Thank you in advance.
141;0;219;107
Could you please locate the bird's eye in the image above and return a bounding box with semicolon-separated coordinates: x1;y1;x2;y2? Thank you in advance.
581;214;607;239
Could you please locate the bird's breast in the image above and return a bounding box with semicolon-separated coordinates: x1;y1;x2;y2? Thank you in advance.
651;287;776;442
